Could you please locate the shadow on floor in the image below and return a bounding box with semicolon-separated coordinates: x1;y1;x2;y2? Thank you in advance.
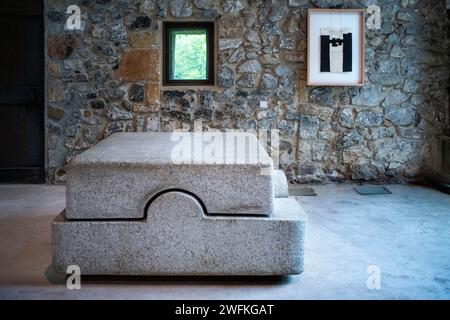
45;264;291;286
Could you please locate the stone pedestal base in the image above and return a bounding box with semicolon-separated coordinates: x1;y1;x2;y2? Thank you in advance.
52;191;306;276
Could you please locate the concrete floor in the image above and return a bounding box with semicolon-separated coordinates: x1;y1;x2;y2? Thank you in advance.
0;183;449;300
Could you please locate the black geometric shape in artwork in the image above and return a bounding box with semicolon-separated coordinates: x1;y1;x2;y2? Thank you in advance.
343;33;352;72
330;38;344;47
320;32;353;73
320;35;330;72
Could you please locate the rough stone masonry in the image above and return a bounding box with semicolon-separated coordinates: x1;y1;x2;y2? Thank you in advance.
45;0;449;183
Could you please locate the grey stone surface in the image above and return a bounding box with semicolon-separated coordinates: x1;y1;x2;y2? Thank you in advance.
223;0;244;13
217;66;235;88
352;85;387;107
193;0;208;10
53;192;306;275
245;30;261;43
109;24;127;42
236;74;256;88
45;0;449;184
238;60;261;74
2;184;450;299
385;107;415;126
261;73;278;90
128;84;144;102
274;169;288;198
218;38;242;50
169;0;192;17
66;132;274;219
357;111;384;127
339;108;354;128
385;90;409;106
288;0;308;7
299;116;320;139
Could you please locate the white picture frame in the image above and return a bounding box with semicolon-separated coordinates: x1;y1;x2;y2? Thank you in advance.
307;9;365;86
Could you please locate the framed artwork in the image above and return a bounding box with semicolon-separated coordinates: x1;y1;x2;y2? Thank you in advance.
307;9;365;86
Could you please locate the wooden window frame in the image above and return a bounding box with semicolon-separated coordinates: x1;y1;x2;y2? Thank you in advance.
162;21;215;86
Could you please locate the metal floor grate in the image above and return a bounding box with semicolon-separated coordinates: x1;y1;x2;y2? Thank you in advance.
288;187;317;197
354;186;391;195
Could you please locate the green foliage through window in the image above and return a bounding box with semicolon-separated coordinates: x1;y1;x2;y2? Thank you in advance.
169;29;208;80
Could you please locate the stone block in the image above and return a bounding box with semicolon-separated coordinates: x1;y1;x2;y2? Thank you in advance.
274;170;288;198
47;34;77;60
219;16;244;38
237;60;261;73
129;31;158;48
352;85;387;107
48;62;61;78
170;0;192;17
66;132;274;219
372;138;415;163
385;107;415;126
116;49;160;81
48;80;65;103
146;82;160;105
219;38;242;50
53;191;306;275
223;0;244;13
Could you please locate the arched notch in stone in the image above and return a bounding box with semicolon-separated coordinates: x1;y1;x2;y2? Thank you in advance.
52;194;306;275
143;188;208;219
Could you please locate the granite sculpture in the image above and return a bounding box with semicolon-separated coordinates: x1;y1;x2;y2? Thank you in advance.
52;132;307;275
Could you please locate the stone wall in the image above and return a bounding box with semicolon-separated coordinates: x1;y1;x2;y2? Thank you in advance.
45;0;449;183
